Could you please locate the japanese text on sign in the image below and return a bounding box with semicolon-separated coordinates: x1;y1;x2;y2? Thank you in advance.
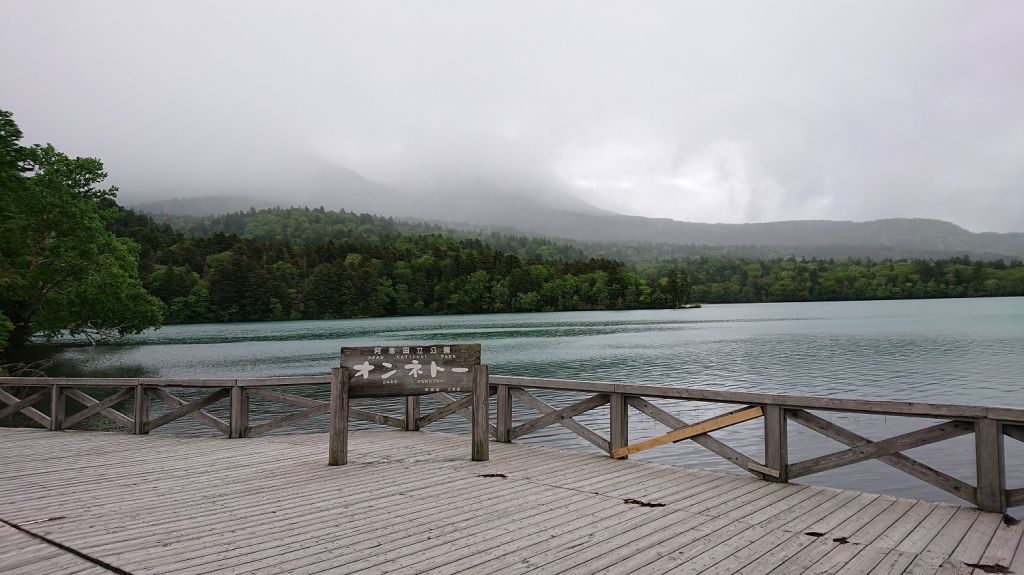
340;344;481;396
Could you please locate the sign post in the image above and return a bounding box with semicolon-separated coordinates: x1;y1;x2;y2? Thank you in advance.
471;364;489;462
329;344;485;465
328;367;348;466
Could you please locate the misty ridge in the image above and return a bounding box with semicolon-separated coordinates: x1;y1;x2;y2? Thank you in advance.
130;154;1024;262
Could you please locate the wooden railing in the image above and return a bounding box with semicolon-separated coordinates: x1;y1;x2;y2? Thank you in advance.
1;375;1021;512
0;376;494;439
490;376;1024;514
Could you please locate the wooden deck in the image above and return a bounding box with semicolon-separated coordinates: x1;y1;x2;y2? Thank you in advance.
0;427;1021;575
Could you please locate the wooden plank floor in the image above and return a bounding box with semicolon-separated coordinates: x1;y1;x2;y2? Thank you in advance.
0;428;1020;575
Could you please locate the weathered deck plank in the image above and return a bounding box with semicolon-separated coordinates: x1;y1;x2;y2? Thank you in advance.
0;522;112;574
0;427;1019;575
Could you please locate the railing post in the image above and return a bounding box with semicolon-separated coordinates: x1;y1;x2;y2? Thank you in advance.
764;404;789;482
133;383;149;435
610;393;628;458
975;418;1006;512
471;365;489;461
496;384;513;443
405;396;420;431
49;385;64;431
230;384;249;438
329;368;349;466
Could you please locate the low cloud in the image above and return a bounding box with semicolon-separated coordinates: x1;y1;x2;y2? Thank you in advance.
1;1;1021;231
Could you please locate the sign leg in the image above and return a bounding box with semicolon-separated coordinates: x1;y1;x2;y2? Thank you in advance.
329;368;349;465
405;396;420;431
471;365;490;461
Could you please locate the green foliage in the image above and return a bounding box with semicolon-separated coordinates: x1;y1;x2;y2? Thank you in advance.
0;313;12;351
152;206;590;263
0;110;162;350
676;256;1024;303
110;207;675;322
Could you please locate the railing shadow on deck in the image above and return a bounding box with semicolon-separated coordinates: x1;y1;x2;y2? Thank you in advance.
1;375;1021;513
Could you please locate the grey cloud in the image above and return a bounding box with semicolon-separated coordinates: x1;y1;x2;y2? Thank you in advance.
1;0;1021;231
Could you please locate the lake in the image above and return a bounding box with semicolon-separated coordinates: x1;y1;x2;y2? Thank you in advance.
39;297;1024;508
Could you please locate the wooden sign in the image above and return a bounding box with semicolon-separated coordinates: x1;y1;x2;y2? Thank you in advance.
330;343;490;466
340;344;481;398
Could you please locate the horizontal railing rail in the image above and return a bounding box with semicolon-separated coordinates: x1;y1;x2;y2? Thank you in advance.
1;375;1021;512
489;376;1024;422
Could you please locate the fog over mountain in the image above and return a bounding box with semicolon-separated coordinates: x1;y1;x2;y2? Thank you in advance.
136;190;1024;261
2;1;1022;233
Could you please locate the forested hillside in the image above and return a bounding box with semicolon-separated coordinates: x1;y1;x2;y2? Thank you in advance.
111;206;687;324
455;211;1024;260
149;207;590;261
142;195;1024;261
128;206;1024;325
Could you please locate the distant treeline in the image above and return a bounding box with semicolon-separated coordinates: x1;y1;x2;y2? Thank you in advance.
677;256;1024;303
123;206;1024;325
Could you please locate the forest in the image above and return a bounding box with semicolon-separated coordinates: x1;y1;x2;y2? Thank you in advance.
118;206;1024;325
114;205;688;324
679;255;1024;303
3;107;1023;353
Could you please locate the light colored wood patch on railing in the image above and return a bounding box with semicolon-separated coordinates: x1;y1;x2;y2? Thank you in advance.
610;405;764;459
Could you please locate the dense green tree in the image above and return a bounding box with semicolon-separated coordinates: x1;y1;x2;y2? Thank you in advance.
167;283;217;324
0;110;161;350
146;265;199;305
0;313;13;351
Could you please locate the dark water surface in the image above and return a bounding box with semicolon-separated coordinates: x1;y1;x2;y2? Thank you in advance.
45;298;1024;508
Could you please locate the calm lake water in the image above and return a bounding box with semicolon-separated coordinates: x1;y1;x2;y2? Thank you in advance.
41;297;1024;508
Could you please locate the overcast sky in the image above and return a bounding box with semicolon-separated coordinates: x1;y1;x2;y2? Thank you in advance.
2;1;1022;232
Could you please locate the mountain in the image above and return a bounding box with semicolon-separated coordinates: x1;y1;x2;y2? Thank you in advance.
128;158;405;216
397;179;613;225
130;157;608;223
128;160;1024;261
474;212;1024;260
